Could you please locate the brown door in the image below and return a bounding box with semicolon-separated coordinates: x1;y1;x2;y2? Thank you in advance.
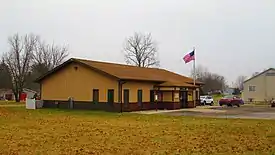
180;91;188;108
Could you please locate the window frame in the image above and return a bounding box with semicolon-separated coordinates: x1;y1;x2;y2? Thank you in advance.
248;85;256;92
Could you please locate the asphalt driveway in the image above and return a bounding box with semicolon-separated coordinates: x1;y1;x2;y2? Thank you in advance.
162;105;275;119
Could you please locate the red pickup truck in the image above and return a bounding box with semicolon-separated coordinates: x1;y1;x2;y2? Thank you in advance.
219;95;244;107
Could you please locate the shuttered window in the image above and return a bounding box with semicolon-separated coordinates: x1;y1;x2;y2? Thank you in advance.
137;90;142;106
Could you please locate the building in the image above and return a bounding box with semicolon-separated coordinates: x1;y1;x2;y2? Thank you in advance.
223;87;235;95
36;58;203;112
0;88;37;101
243;68;275;102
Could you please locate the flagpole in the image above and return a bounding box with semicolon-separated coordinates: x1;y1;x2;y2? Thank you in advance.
193;47;196;107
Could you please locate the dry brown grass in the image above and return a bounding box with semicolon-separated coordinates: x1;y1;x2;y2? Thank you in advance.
0;107;275;155
0;100;25;105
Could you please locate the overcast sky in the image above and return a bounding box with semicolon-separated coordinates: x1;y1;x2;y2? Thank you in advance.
1;0;274;85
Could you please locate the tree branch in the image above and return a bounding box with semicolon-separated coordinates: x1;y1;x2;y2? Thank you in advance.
123;32;159;67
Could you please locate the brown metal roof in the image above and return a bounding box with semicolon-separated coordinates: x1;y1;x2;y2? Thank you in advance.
36;58;203;87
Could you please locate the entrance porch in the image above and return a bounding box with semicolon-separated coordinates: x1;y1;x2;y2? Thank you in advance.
153;83;200;110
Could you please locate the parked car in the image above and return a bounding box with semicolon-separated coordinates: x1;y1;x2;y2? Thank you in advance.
200;95;214;106
219;95;244;107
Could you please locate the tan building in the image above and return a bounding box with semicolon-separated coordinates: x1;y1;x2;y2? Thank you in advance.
36;58;203;112
243;68;275;102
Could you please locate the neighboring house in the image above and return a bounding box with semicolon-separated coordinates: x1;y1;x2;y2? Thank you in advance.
243;68;275;102
207;90;222;95
36;58;203;112
0;89;12;100
0;88;37;101
223;88;235;95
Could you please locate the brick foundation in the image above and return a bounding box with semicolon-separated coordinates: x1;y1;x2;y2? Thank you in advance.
43;100;187;112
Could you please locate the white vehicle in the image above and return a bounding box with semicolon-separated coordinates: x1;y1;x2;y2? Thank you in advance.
200;96;214;106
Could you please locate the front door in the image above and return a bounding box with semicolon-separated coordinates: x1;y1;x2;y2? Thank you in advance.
196;90;199;106
123;89;129;108
180;91;188;108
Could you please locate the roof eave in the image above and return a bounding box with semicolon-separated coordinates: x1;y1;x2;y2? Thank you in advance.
35;58;75;83
121;79;165;83
244;68;275;83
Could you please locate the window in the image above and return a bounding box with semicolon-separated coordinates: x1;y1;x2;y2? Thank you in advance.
123;89;129;107
137;90;142;106
93;89;99;104
107;89;114;105
207;96;212;99
248;86;256;92
200;96;206;99
266;72;275;76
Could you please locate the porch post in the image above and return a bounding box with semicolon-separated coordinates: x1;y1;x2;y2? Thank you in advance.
193;89;196;107
118;80;126;113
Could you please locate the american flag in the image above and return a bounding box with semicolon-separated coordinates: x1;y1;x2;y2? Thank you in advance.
183;50;195;63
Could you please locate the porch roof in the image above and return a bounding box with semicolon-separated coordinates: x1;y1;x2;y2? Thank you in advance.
156;81;199;88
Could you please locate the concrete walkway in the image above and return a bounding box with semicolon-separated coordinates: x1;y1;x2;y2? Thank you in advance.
132;105;275;120
131;106;226;114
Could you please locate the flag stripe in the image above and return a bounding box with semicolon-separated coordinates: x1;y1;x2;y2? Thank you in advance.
183;50;195;63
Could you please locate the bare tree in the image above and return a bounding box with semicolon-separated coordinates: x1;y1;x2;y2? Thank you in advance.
235;75;247;90
26;40;68;91
191;65;227;94
33;40;69;72
123;32;160;67
3;34;38;102
0;60;12;89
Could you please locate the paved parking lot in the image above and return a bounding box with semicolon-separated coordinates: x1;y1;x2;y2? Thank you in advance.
161;105;275;119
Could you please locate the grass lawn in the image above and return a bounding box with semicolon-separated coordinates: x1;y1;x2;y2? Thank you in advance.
212;94;223;105
0;100;25;105
1;107;275;155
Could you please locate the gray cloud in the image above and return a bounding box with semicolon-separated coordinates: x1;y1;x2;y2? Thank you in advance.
1;0;274;84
